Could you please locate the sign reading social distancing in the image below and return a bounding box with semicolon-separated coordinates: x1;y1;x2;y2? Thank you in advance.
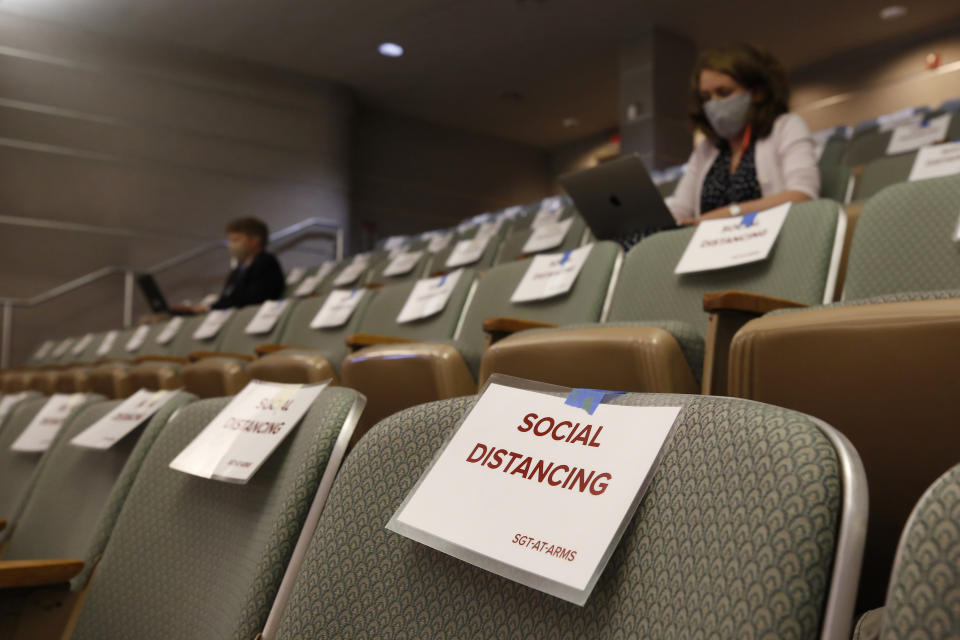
397;270;463;324
96;330;119;358
169;380;327;483
33;340;55;361
126;325;150;352
193;309;233;341
52;338;75;359
310;289;364;329
71;333;94;356
909;141;960;182
11;393;86;452
0;393;28;432
446;237;490;269
285;266;307;286
523;217;573;254
71;389;179;450
245;300;289;335
887;113;951;155
383;250;424;277
511;244;592;303
294;262;335;297
333;257;369;287
674;203;790;275
426;231;453;253
388;380;682;605
155;316;185;345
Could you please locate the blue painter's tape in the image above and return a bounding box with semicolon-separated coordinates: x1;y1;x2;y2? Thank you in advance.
739;211;759;228
438;273;448;287
559;249;572;265
565;388;626;415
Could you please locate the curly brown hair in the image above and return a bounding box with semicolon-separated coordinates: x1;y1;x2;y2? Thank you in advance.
689;43;789;145
225;217;269;247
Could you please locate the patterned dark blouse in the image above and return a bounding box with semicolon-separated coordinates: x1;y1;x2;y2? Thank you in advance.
699;142;763;214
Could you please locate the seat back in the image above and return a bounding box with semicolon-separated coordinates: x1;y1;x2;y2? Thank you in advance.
272;392;865;639
164;314;230;356
428;222;509;273
353;269;477;342
879;464;960;639
608;199;843;334
494;209;588;265
0;394;102;531
820;162;852;202
214;303;294;355
366;245;432;286
843;174;960;300
95;328;136;361
272;292;375;374
70;386;363;640
852;151;918;202
3;392;194;561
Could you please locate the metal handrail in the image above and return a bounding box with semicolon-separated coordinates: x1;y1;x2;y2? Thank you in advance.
0;216;343;367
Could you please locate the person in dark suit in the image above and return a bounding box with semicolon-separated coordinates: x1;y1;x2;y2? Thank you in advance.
173;217;285;313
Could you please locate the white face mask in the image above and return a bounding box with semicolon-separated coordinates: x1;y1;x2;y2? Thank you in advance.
703;92;751;140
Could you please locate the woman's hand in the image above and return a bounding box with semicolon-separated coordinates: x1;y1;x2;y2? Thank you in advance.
699;207;735;221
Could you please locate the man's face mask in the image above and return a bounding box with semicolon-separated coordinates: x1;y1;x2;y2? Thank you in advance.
703;91;751;140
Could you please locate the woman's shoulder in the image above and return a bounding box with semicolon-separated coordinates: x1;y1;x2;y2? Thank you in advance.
770;112;813;138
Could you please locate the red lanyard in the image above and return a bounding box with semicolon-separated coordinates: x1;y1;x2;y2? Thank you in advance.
739;123;752;156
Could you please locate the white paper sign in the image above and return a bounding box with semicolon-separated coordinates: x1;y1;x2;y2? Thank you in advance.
71;389;178;450
200;293;220;308
474;219;503;242
384;236;409;250
511;244;593;303
293;262;335;297
887;114;951;155
446;237;490;269
52;338;75;359
523;217;574;254
96;330;119;358
878;110;922;132
674;203;790;275
333;259;368;287
310;289;364;329
532;199;564;228
498;205;526;221
388;382;682;605
169;381;327;483
155;316;184;345
244;300;289;335
909;141;960;182
125;325;151;352
427;232;453;253
11;393;86;452
383;251;424;277
32;340;54;361
192;309;233;341
0;393;28;430
397;270;463;324
285;266;307;285
71;333;94;356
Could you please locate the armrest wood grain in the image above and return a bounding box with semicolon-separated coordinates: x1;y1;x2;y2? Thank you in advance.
345;333;416;350
255;344;293;357
187;351;254;363
134;354;188;365
482;317;559;335
702;290;807;315
0;559;84;589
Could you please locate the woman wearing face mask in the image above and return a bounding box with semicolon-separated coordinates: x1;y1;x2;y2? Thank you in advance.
666;43;819;225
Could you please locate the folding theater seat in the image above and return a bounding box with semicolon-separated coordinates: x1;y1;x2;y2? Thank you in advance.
727;174;960;611
845;107;931;166
428;218;512;274
125;314;228;391
339;241;622;414
365;242;432;287
264;389;866;639
86;321;171;398
479;199;844;396
0;393;193;639
493;207;589;265
242;289;376;385
67;386;364;640
852;463;960;640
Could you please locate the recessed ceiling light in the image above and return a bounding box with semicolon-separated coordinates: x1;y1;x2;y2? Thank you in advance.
378;42;404;57
879;5;907;20
562;117;580;128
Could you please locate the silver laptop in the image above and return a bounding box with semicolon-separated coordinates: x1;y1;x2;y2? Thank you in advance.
559;153;678;240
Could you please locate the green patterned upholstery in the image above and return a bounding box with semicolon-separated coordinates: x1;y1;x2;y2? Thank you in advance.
844;130;894;167
879;464;960;639
272;292;374;376
843;174;960;300
494;211;588;265
276;392;843;639
4;392;194;563
214;302;294;355
853;152;917;202
140;315;209;357
354;268;477;342
71;386;361;640
769;288;960;319
819;133;849;170
0;394;103;534
449;241;621;376
820;162;852;202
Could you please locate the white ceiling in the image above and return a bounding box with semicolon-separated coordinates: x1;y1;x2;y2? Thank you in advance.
4;0;960;148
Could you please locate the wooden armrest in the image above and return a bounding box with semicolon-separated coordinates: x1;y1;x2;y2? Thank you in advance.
345;333;416;350
363;282;384;290
0;559;84;589
702;290;807;315
134;354;188;365
255;344;293;357
483;317;559;347
187;351;254;363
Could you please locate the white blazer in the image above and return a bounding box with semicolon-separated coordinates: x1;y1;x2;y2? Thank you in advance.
666;113;820;221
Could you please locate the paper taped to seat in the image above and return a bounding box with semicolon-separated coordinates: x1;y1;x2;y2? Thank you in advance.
155;316;184;345
383;250;424;277
674;203;790;274
294;262;335;297
71;389;179;450
909;141;960;182
125;325;150;352
426;231;453;253
310;289;364;329
245;300;289;335
532;197;564;228
446;237;490;268
285;266;307;285
511;244;592;303
522;217;574;254
33;340;54;360
387;380;682;605
71;333;94;356
333;257;368;286
193;309;233;341
887;113;951;155
11;393;86;452
397;269;463;323
52;338;74;359
169;380;327;483
96;330;119;358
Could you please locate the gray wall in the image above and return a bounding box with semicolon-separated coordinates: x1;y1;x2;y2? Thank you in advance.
0;12;353;366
